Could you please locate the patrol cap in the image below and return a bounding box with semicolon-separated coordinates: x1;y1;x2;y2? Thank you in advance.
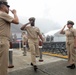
67;20;74;25
29;17;35;21
0;0;10;7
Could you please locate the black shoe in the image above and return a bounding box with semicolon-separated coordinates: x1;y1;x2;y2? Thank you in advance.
31;63;33;66
8;65;14;68
34;65;38;72
70;64;75;69
67;64;75;69
67;65;72;68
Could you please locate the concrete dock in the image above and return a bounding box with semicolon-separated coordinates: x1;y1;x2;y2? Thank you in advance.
8;49;76;75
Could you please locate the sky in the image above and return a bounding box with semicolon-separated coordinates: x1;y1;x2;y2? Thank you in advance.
7;0;76;36
8;0;76;25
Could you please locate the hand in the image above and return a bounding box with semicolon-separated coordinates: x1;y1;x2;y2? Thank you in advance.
30;20;33;23
10;9;17;14
63;25;66;29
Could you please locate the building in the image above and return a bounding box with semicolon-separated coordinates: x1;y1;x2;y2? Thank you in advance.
44;29;66;42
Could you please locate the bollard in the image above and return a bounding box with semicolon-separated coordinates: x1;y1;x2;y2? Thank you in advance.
8;49;14;68
19;40;21;50
8;42;14;68
39;40;43;62
39;46;43;62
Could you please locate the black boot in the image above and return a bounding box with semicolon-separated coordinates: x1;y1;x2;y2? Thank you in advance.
34;65;38;72
70;64;75;69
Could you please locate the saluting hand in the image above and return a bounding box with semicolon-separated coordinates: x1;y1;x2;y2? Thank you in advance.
30;20;33;23
63;25;66;29
10;9;17;14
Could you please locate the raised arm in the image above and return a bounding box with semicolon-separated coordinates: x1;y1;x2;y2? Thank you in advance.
20;22;30;30
60;25;66;34
10;9;19;24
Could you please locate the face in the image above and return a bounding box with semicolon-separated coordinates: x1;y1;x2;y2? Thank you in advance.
3;4;10;14
29;19;33;23
67;24;73;28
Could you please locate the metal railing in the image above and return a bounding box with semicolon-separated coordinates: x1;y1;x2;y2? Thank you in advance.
42;42;67;55
12;42;67;56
